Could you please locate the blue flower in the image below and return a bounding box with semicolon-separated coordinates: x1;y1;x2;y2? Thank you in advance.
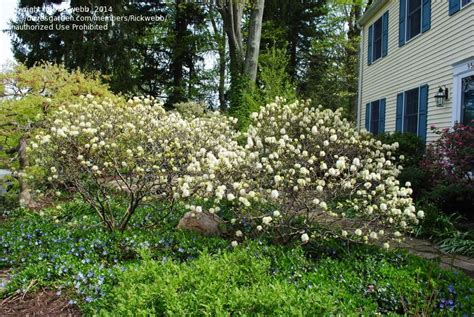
448;284;456;294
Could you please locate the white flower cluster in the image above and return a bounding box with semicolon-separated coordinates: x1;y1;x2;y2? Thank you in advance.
28;95;240;231
184;98;422;245
29;95;421;244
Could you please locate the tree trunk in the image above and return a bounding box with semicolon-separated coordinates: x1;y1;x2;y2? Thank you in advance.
219;0;244;84
243;0;265;83
218;0;265;114
210;9;227;109
168;0;188;106
218;29;227;109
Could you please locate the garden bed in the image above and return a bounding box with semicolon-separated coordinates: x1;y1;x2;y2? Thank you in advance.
1;201;473;316
0;289;80;316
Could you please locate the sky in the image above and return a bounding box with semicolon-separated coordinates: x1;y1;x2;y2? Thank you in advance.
0;0;17;66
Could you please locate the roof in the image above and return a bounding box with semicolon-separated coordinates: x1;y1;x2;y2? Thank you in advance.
357;0;390;26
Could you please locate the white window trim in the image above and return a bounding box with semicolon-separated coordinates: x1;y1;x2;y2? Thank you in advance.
452;59;474;126
461;0;473;9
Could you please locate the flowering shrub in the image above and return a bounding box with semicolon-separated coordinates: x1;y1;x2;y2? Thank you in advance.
422;123;474;186
421;123;474;219
28;95;239;231
174;101;208;118
184;98;422;246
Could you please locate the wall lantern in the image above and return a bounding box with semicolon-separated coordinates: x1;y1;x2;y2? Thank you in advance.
434;86;449;106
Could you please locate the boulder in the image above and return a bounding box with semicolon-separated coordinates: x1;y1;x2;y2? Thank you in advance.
177;212;225;236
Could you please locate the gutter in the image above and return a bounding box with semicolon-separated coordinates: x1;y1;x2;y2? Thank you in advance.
357;0;390;27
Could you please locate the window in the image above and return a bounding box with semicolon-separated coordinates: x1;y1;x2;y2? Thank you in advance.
407;0;422;40
462;75;474;126
367;11;389;65
404;88;419;133
365;99;386;135
373;19;383;61
450;0;471;15
399;0;430;46
396;85;429;141
371;100;381;134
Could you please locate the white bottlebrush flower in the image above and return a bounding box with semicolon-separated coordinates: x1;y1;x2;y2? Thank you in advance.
262;216;272;225
355;229;362;236
256;225;263;231
270;189;279;199
383;242;390;249
352;157;360;166
231;241;239;248
235;230;243;237
273;210;281;217
301;233;309;243
341;230;348;237
417;210;424;218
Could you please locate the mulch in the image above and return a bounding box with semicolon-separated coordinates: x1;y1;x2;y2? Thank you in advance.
0;289;81;317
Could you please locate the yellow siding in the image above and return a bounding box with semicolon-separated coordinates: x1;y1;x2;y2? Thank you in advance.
359;1;474;142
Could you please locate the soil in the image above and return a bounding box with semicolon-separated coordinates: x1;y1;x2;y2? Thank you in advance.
0;289;81;317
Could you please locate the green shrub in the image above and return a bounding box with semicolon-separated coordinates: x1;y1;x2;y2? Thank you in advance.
90;241;474;316
426;184;474;221
413;201;458;239
230;46;296;131
377;132;425;167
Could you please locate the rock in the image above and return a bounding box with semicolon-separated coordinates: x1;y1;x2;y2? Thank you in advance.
177;212;225;236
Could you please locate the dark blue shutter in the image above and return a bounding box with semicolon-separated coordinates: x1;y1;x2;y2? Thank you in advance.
382;12;389;57
365;103;371;131
399;0;406;46
418;85;429;142
396;93;404;132
449;0;460;15
379;98;386;133
422;0;431;32
368;25;373;65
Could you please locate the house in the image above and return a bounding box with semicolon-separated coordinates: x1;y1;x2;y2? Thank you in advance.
356;0;474;142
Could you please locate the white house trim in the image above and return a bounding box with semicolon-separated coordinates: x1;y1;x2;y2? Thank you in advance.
452;57;474;125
